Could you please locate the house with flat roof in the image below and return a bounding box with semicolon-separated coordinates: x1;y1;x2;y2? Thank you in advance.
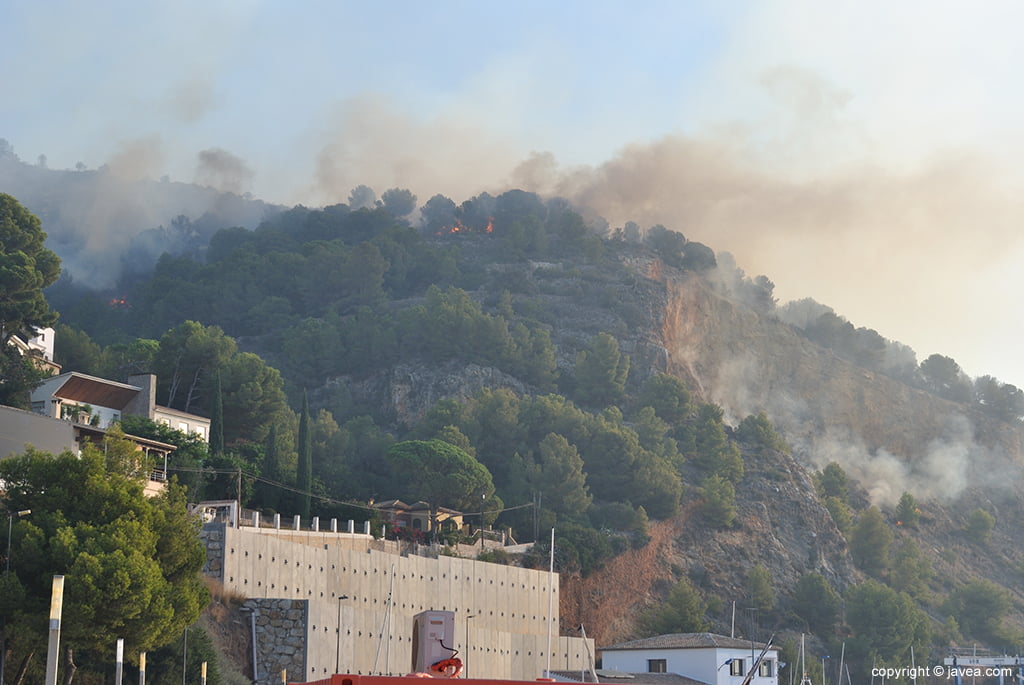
595;633;779;685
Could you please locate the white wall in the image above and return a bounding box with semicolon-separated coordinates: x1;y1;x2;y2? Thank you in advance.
216;525;592;682
602;645;779;685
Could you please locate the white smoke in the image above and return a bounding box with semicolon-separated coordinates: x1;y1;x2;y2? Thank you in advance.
796;414;998;508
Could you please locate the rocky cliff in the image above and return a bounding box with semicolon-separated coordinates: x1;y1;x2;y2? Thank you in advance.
334;249;1024;646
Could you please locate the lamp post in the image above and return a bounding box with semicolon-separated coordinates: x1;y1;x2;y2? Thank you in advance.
2;509;31;685
466;615;478;679
335;595;349;674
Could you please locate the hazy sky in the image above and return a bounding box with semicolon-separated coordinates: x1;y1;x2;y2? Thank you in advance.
4;1;1024;388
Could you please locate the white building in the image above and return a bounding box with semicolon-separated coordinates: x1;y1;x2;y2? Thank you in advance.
29;372;209;440
596;633;779;685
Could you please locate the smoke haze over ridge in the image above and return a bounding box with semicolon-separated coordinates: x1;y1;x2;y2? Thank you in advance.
3;0;1024;392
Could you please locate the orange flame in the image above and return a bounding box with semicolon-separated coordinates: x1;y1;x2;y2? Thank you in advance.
436;216;495;235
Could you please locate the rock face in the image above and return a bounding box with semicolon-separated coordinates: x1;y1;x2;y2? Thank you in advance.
331;250;1024;645
654;268;1024;509
340;360;531;428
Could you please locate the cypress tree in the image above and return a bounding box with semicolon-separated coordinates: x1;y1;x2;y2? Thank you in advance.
209;372;224;456
297;390;312;518
262;423;280;512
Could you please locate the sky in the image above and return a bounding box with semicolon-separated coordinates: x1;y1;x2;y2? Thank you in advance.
3;0;1024;389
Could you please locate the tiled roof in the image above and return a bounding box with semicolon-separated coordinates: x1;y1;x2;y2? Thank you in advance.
600;633;773;652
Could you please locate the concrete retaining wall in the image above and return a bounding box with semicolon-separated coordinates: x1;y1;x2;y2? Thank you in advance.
201;524;592;685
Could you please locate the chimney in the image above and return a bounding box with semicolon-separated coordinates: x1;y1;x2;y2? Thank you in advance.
125;373;157;419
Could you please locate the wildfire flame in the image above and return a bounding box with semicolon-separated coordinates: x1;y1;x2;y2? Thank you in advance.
109;297;130;308
436;217;495;236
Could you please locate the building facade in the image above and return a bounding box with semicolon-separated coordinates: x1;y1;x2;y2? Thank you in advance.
28;372;209;439
599;633;780;685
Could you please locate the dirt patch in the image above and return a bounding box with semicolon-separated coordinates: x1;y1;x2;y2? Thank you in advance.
561;510;691;648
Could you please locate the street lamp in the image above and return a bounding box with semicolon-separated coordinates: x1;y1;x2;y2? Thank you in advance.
466;615;479;679
335;595;349;674
2;509;31;685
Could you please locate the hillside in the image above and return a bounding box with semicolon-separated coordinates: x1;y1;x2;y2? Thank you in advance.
11;173;1024;677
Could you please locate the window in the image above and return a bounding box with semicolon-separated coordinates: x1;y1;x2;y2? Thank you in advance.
648;660;667;674
178;421;189;432
730;659;745;676
194;425;207;440
759;661;774;677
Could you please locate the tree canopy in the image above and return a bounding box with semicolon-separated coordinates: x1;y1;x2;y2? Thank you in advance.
386;439;495;524
0;432;208;683
0;193;61;344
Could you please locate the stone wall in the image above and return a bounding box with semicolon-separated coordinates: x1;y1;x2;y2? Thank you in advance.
242;598;308;684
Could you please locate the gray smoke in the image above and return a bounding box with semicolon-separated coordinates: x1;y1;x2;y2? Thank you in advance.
195;147;253;196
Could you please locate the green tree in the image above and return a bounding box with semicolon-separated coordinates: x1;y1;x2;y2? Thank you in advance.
845;580;930;677
0;194;61;344
574;332;629;407
920;353;972;403
690;404;744;482
638;576;709;636
0;438;208;684
628;447;683;519
154;321;236;413
973;375;1024;422
420;194;458;234
526;433;592;518
0;195;61;407
432;424;476;456
348;185;377;209
894;492;920;528
966;508;995;543
0;343;49;409
386;439;495;530
889;539;933;601
700;474;737;528
945;579;1011;646
644;225;687;266
256;422;286;511
736;413;788;453
792;573;841;636
815;462;849;501
849;506;893;576
748;563;776;613
637;373;692;424
209;371;224;457
53;323;103;374
381;188;417;218
219;351;290;445
296;390;312;518
822;495;852;533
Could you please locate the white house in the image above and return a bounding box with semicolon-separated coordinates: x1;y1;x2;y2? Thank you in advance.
596;633;779;685
29;372;209;440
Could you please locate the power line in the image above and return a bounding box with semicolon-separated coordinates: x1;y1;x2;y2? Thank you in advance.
165;465;537;517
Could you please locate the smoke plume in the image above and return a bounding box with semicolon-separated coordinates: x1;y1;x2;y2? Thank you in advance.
195;147;254;195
